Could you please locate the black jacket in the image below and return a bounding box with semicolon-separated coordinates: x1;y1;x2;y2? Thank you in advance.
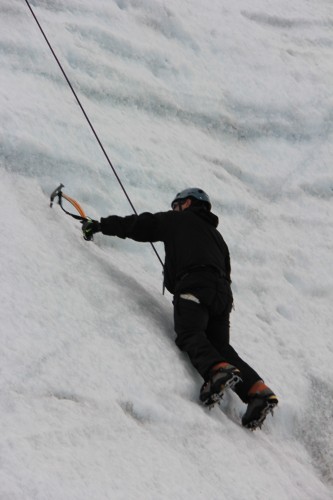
100;206;231;294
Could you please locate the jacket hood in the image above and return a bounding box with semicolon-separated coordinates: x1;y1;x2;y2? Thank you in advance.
189;206;219;228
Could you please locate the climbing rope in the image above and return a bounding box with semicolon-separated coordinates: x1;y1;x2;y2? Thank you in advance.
25;0;163;267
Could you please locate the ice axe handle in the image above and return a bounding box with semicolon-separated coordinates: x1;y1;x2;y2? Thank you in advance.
50;183;65;208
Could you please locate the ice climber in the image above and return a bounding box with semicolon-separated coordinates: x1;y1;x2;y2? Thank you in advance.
82;187;278;429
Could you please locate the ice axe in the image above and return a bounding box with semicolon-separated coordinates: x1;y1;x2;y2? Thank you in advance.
50;184;87;221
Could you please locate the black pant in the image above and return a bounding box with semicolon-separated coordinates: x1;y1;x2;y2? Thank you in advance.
173;273;261;403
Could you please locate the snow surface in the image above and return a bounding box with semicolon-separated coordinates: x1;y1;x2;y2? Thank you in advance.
1;0;333;498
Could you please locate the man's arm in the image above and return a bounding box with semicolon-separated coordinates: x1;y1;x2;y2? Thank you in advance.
100;212;162;242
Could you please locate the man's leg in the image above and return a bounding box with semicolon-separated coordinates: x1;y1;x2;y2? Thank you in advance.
173;296;224;380
206;313;262;402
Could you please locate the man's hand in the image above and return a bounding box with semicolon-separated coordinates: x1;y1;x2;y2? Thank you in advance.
81;218;101;241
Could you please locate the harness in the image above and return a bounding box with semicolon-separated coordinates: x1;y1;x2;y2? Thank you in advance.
178;265;226;282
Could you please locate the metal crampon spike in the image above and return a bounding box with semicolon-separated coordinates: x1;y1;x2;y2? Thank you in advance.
202;372;242;411
246;401;277;430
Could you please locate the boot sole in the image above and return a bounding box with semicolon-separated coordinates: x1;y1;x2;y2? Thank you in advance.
243;398;278;430
202;373;242;409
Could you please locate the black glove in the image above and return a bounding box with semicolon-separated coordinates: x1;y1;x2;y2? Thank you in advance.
81;218;101;241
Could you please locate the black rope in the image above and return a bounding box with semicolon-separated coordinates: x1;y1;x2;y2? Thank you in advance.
25;0;164;268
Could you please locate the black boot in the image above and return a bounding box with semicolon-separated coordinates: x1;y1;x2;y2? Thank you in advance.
200;362;242;407
242;381;278;430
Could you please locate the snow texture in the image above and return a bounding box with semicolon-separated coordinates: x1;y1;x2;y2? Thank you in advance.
1;0;333;498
